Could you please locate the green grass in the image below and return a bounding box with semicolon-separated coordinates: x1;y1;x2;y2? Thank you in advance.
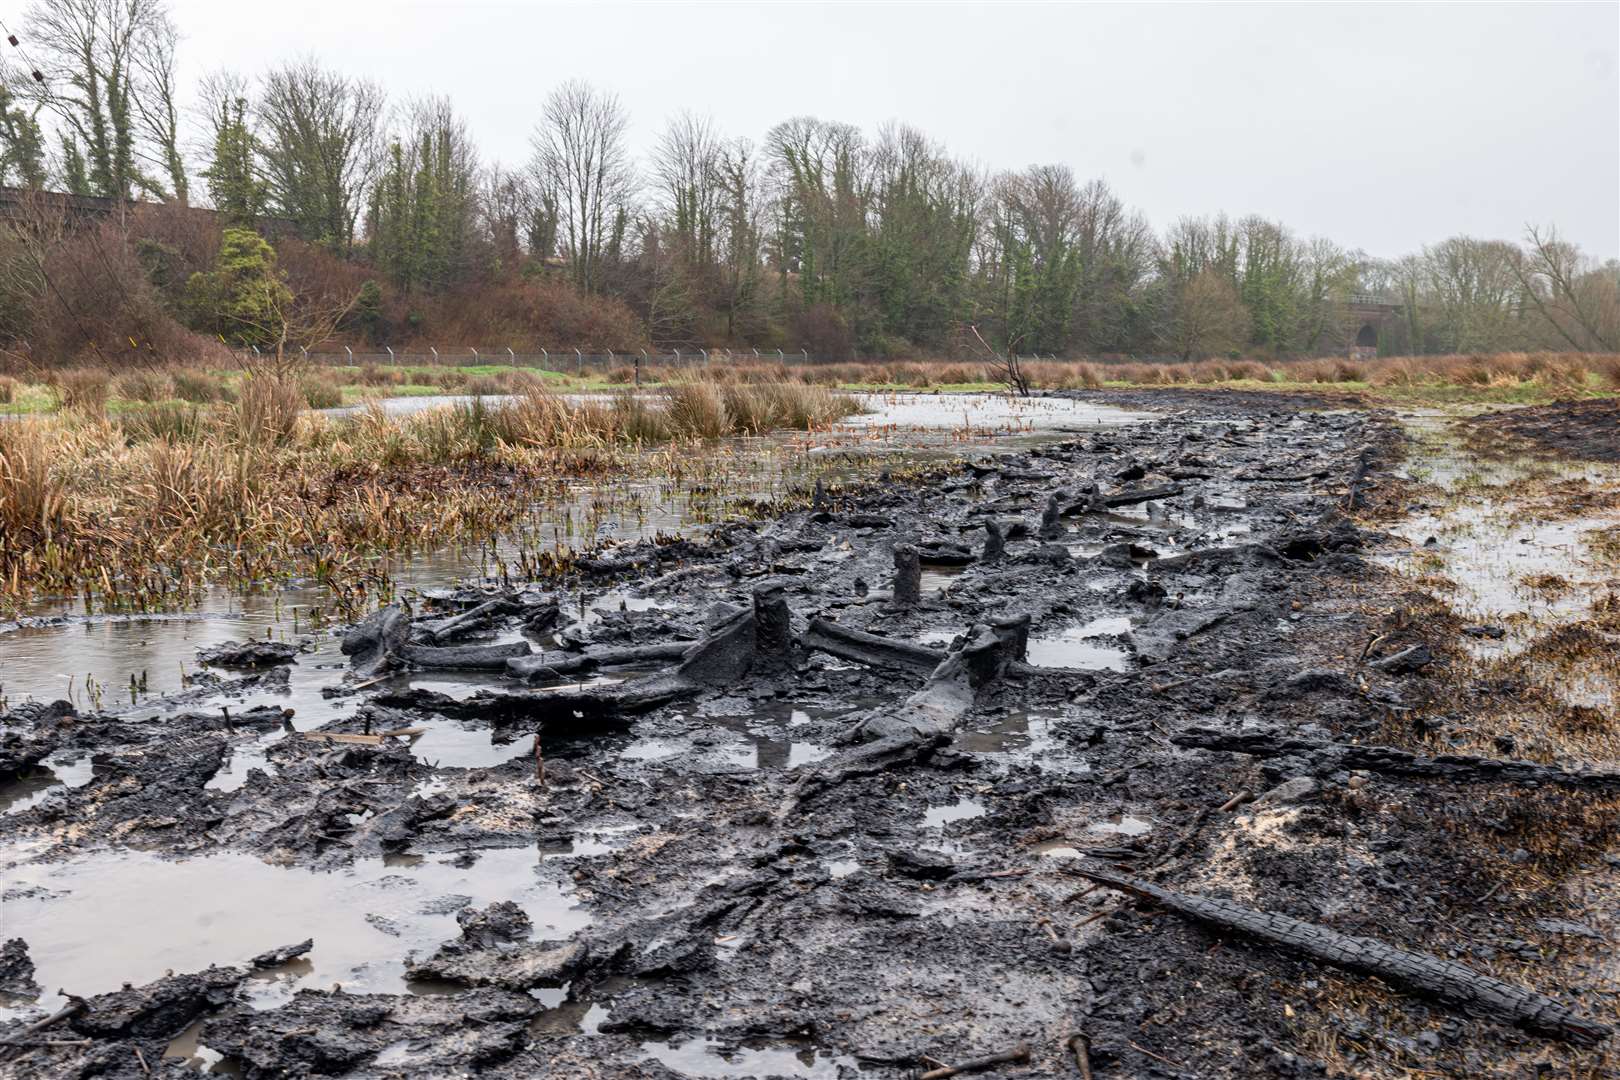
5;364;1612;417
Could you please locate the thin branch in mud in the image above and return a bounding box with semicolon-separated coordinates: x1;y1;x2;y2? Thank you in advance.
1127;1040;1184;1070
1217;790;1253;812
918;1043;1030;1079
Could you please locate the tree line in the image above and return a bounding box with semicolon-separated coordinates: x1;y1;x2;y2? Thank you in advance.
1;0;1615;361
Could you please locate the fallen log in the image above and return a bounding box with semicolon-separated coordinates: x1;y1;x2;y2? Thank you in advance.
417;599;515;644
1065;483;1184;515
506;643;691;684
397;640;531;671
802;618;944;674
851;616;1028;742
1069;862;1612;1045
1172;726;1620;792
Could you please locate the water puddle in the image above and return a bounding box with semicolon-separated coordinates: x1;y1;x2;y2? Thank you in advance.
953;711;1093;774
402;717;536;770
921;797;986;830
1090;813;1153;836
0;844;588;1010
0;753;99;814
638;1036;861;1078
1387;412;1620;662
1025;616;1132;670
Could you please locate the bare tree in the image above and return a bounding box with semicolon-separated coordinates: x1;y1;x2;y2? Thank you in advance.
128;8;186;203
1513;225;1618;353
20;0;180;201
966;323;1030;396
651;111;723;272
256;59;385;252
1161;269;1249;361
527;80;634;293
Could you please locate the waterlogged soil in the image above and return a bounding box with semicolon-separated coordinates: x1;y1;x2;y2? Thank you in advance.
2;391;1618;1079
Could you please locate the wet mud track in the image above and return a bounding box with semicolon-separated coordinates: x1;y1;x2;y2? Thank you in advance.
3;394;1618;1078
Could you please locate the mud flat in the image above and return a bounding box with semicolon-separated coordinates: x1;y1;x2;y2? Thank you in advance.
2;390;1618;1078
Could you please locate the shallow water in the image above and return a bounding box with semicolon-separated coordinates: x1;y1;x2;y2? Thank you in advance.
0;843;589;1013
1385;412;1620;655
1024;616;1133;671
638;1036;861;1079
0;393;1146;714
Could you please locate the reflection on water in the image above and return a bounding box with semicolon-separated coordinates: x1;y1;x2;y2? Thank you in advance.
0;844;588;1011
1025;616;1132;671
0;393;1145;713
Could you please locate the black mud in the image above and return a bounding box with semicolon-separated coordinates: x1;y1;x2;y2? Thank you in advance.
1466;398;1620;463
3;397;1615;1079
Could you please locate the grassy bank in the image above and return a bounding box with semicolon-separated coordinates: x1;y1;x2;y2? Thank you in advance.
5;351;1616;416
0;379;860;616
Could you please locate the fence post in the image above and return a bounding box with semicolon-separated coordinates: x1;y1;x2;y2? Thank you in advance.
606;348;614;368
508;347;516;368
673;348;681;366
777;349;784;363
541;348;548;368
345;345;352;363
575;348;582;375
801;349;808;363
430;346;438;365
637;349;646;387
385;346;393;363
753;348;760;360
471;347;479;364
700;348;708;367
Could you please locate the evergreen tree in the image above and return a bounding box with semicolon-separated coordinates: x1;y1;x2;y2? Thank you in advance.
60;134;92;196
0;87;48;189
184;227;293;348
201;97;265;224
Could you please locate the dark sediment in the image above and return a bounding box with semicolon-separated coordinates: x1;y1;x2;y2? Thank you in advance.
3;396;1615;1079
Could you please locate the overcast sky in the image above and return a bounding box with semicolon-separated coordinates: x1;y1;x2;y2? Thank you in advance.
168;1;1619;260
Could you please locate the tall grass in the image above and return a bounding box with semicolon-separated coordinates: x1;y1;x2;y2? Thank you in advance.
113;370;174;403
236;374;306;445
0;422;68;540
0;375;17;404
51;369;111;414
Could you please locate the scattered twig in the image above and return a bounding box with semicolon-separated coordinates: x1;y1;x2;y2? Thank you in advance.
1066;1032;1093;1080
1127;1040;1184;1070
133;1046;151;1075
1217;789;1252;812
919;1043;1030;1079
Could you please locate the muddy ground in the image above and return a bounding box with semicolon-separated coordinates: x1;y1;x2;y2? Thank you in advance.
1465;398;1620;464
2;392;1617;1079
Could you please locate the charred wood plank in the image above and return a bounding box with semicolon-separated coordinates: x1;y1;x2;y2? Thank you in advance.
506;643;691;684
397;640;531;671
1173;726;1620;792
803;618;944;674
1069;863;1612;1045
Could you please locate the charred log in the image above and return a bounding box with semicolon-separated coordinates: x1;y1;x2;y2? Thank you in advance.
1173;726;1620;792
1069;863;1612;1045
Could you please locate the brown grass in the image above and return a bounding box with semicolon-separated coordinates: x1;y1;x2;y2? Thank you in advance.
50;369;111;414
